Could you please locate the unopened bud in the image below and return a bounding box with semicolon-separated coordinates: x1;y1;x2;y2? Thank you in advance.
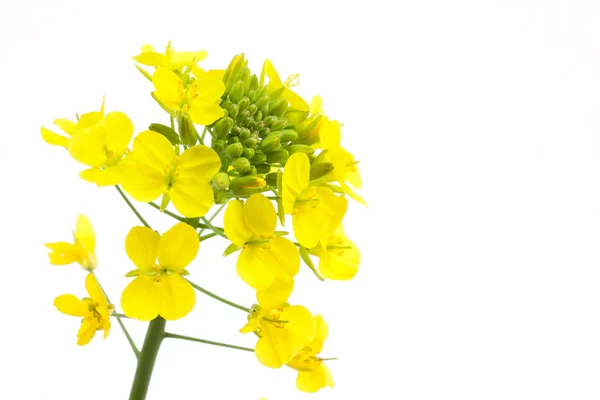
269;98;287;117
230;175;266;196
177;114;198;146
149;123;180;145
270;118;287;132
213;187;227;204
232;157;251;173
212;139;227;154
280;129;298;143
225;142;244;159
286;144;314;156
267;149;289;164
237;97;250;112
297;115;323;139
229;81;245;103
212;172;230;189
250;152;267;165
255;164;271;174
242;147;255;159
265;172;278;186
243;136;258;148
260;136;280;152
309;161;334;180
214;117;234;139
247;90;257;103
229;104;239;119
247;104;258;117
254;111;263;122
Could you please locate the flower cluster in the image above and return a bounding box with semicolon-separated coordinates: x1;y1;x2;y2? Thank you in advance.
42;42;364;395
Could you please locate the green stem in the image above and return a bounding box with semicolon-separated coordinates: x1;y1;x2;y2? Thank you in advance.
199;201;228;235
186;279;249;312
111;312;130;319
201;126;208;143
148;202;186;222
200;217;228;239
116;186;151;228
129;317;166;400
163;332;254;352
199;232;217;242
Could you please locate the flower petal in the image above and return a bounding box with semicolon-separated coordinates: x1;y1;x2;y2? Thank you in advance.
54;294;88;317
67;127;108;167
41;127;68;148
178;145;221;181
121;276;161;321
224;200;253;247
85;273;105;305
243;194;276;236
256;280;294;309
320;236;360;280
311;315;328;354
188;101;225;125
54;119;76;135
125;226;160;271
270;236;300;282
280;305;316;349
296;365;333;393
170;180;213;218
77;316;98;346
255;325;295;368
45;242;82;265
236;247;277;290
158;275;196;320
158;222;199;270
75;215;95;254
131;130;176;172
282;153;309;214
100;111;134;156
153;68;183;106
171;50;208;69
120;163;166;203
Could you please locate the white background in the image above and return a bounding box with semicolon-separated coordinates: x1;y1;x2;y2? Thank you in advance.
1;0;600;399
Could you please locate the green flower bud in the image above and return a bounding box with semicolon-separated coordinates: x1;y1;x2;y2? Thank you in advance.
228;136;240;143
269;99;287;117
149;123;180;146
225;142;244;159
222;109;229;118
267;149;289;164
212;172;230;190
270;119;287;131
255;85;268;100
243;136;258;148
238;110;250;121
265;172;278;186
220;99;232;110
254;111;263;122
255;95;269;110
250;152;267;165
297;115;323;139
239;130;251;141
260;136;281;152
280;129;298;143
242;147;255;159
250;75;259;91
214;117;234;139
213;187;227;204
260;104;269;117
258;127;271;138
177;114;198;146
255;164;271;174
254;121;265;131
263;116;276;127
223;54;247;91
286;144;315;156
241;68;252;93
308;154;317;163
237;97;250;112
284;123;297;130
247;104;258;117
230;175;266;196
232;157;251;173
309;161;334;180
229;104;239;119
229;81;245;103
247;90;256;103
264;131;283;141
212;139;227;154
249;165;258;175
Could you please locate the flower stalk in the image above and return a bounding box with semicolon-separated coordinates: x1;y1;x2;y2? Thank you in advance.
129;317;166;400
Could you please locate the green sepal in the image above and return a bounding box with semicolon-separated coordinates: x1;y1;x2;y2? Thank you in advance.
223;243;242;257
149;123;181;146
276;169;285;225
135;65;153;82
125;269;140;278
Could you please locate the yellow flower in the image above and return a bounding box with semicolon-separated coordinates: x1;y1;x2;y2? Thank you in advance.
41;99;134;186
261;59;309;123
152;66;224;125
320;119;366;205
54;273;113;346
286;315;335;393
282;153;347;248
133;42;207;70
121;222;199;321
240;281;316;368
224;194;299;290
120;130;220;218
310;225;360;280
45;214;97;271
41;98;105;148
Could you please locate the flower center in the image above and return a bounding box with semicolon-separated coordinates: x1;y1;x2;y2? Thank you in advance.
163;158;181;189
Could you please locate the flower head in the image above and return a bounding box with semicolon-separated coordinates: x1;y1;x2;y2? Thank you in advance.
240;281;316;368
310;225;360;280
121;222;199;321
319;119;365;205
45;214;97;271
120;130;220;217
282;153;347;248
224;194;299;290
54;273;113;346
152;66;225;125
41;99;134;186
286;315;335;393
133;42;208;71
